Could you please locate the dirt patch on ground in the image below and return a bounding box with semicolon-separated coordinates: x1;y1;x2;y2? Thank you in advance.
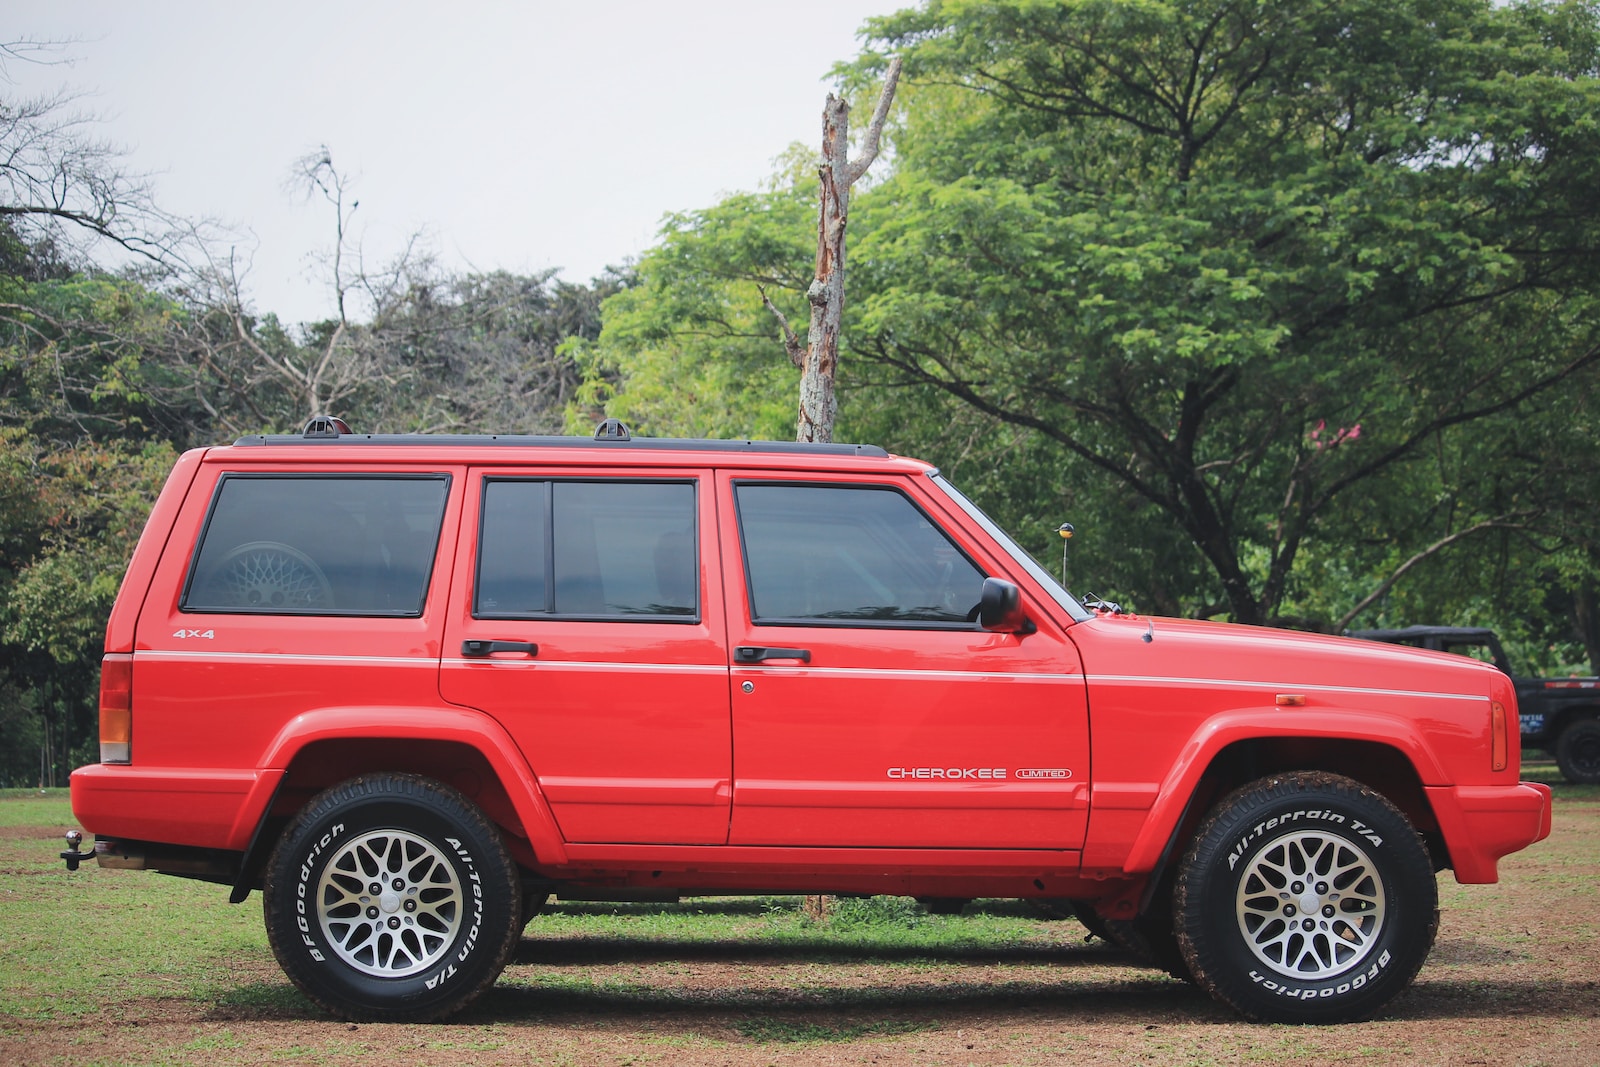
4;798;1595;1066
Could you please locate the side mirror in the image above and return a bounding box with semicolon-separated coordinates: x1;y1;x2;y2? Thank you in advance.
978;577;1034;634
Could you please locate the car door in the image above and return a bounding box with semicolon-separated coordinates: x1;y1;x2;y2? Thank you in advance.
439;467;732;845
718;472;1090;850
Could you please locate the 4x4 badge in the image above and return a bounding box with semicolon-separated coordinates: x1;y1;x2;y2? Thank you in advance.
172;629;215;639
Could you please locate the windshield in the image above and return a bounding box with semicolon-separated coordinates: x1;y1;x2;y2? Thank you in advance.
928;473;1092;623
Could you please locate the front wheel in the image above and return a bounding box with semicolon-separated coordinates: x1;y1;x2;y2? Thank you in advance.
1173;772;1437;1023
263;773;522;1021
1555;719;1600;784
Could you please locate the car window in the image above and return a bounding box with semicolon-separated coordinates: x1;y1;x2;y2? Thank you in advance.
476;479;697;619
735;482;985;626
183;475;449;616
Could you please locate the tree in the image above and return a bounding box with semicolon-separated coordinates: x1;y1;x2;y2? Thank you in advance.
762;58;902;442
581;0;1600;648
572;160;821;440
0;39;186;266
840;0;1600;624
170;148;626;437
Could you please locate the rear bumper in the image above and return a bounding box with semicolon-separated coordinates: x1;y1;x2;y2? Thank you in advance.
70;763;277;851
1426;782;1553;883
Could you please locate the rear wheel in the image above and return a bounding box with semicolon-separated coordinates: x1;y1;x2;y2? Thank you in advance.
1174;772;1437;1023
1555;719;1600;784
263;773;522;1022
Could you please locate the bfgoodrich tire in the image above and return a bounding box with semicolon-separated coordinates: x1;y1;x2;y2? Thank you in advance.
263;773;522;1022
1173;772;1437;1024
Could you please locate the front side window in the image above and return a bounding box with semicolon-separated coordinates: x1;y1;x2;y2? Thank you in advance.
476;479;697;619
183;475;450;616
735;482;985;627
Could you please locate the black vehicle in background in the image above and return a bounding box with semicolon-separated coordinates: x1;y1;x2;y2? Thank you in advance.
1347;625;1600;784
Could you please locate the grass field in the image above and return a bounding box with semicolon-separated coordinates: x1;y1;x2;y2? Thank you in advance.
1;762;1594;1066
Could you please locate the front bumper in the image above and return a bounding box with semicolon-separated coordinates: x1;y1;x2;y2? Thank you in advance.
1426;782;1553;883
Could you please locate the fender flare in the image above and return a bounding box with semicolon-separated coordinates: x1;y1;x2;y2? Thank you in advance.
237;704;568;868
1121;707;1446;876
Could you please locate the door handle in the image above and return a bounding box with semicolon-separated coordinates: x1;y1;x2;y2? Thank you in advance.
461;640;539;657
734;646;811;664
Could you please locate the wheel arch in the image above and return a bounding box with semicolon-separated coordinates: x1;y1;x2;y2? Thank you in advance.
1124;719;1447;883
231;706;567;899
1547;702;1600;735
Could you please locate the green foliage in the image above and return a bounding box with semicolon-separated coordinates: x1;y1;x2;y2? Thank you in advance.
0;427;174;785
0;269;194;445
572;166;819;439
586;0;1600;651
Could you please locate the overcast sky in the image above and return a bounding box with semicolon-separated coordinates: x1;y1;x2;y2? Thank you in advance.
8;1;904;324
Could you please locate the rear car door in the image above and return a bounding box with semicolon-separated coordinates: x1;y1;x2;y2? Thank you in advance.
718;472;1090;850
439;467;732;845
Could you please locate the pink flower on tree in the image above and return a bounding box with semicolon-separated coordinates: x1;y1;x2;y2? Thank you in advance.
1308;420;1362;451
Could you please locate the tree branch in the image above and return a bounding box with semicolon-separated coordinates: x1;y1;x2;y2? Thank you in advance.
757;284;805;368
1334;517;1533;632
846;56;903;185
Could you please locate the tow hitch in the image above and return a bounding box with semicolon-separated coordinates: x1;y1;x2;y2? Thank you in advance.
60;830;91;871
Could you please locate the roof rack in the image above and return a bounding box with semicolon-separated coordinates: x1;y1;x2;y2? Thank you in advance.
234;418;890;458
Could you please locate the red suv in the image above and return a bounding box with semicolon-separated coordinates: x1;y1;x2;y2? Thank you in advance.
66;419;1551;1024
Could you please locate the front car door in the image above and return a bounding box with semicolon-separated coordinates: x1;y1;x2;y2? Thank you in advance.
718;472;1090;850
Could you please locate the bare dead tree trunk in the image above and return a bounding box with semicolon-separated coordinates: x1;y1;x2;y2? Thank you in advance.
779;62;902;923
779;58;901;445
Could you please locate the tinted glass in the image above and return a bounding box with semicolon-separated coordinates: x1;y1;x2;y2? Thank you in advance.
184;476;448;616
736;483;985;624
476;479;697;618
477;481;549;615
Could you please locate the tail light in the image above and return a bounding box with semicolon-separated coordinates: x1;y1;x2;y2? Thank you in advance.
99;654;133;764
1489;700;1508;772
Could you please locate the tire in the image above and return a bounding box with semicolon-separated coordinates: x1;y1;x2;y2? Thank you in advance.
1173;772;1437;1024
263;773;522;1022
218;541;334;610
1555;719;1600;784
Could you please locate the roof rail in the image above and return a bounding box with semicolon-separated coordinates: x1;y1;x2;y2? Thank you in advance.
593;418;631;442
302;415;352;439
232;431;891;458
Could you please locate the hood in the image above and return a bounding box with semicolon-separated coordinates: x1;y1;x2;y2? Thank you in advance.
1073;611;1506;701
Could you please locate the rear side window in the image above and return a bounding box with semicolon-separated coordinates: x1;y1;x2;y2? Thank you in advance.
476;479;697;620
735;482;985;627
183;475;450;616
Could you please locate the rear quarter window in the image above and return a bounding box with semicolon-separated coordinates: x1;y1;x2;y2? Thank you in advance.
182;474;450;616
